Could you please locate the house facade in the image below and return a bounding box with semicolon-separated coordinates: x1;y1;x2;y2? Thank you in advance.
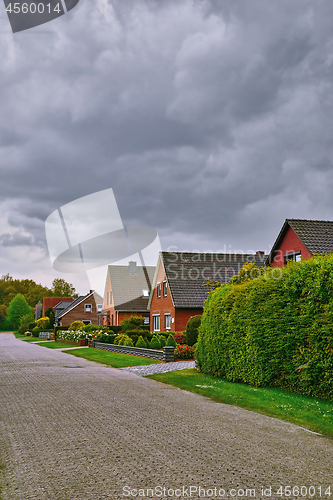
43;296;73;315
101;261;155;327
148;251;267;333
267;219;333;267
55;291;103;327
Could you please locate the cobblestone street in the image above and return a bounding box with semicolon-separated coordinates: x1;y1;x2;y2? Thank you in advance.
0;333;332;500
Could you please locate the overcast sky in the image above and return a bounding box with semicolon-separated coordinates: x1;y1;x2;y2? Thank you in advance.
1;0;333;294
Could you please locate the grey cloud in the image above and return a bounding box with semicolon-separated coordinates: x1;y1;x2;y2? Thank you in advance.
1;0;333;279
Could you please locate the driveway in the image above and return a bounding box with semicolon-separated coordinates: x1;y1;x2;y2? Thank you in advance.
0;332;332;500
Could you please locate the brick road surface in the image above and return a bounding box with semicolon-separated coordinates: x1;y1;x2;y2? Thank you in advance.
0;333;332;500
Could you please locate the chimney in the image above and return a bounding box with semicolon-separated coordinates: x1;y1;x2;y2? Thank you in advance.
128;261;137;275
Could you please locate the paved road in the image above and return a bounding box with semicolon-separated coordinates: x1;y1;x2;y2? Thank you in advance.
0;333;332;500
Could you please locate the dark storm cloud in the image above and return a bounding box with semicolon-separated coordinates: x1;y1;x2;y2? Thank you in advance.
1;0;333;272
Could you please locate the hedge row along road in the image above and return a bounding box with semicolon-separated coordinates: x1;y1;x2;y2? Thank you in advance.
0;332;332;500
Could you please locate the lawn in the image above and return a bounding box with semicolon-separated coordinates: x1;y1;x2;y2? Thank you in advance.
14;332;43;342
34;341;73;349
64;347;161;368
148;369;333;437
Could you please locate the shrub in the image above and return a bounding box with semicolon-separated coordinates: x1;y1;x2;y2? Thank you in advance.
123;337;134;347
136;336;147;348
121;316;144;333
37;317;50;330
29;322;37;330
186;315;202;346
149;336;161;349
166;335;177;347
196;254;333;399
175;344;195;359
19;313;34;334
173;332;186;345
32;328;40;338
69;320;85;331
110;325;122;334
158;335;166;347
114;334;131;346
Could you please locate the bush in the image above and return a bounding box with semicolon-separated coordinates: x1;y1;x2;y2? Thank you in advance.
32;329;40;338
29;322;37;330
186;315;202;346
158;335;166;347
173;332;186;345
114;334;131;346
149;336;161;349
37;317;50;330
19;313;34;334
123;337;134;347
136;336;148;348
196;254;333;399
110;325;122;334
175;344;195;359
166;335;177;347
121;316;144;333
69;320;86;331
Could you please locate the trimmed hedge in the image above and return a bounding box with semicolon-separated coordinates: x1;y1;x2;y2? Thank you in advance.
186;315;202;346
196;255;333;399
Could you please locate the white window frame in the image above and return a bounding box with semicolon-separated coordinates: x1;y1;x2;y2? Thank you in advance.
153;314;160;332
164;313;171;330
284;252;301;263
85;303;92;313
144;316;150;324
97;304;103;312
163;280;167;297
157;283;161;298
142;289;149;298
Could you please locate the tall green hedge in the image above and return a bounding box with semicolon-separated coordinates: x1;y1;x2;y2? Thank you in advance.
196;255;333;399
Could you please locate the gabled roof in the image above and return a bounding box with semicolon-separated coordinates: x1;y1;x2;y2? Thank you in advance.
149;251;267;309
55;291;102;319
105;264;155;312
54;300;75;310
267;219;333;264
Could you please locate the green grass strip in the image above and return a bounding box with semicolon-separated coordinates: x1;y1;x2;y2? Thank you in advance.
64;347;161;368
14;333;43;342
34;341;73;349
147;369;333;437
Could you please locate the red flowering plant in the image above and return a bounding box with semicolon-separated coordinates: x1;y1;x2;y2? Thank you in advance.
173;332;186;345
175;344;195;359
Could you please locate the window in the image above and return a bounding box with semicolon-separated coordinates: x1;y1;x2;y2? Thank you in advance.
144;316;150;324
153;314;160;332
82;320;91;325
163;281;167;297
157;283;161;298
107;292;109;305
164;313;171;330
285;252;301;263
97;304;103;312
142;289;149;298
85;304;92;313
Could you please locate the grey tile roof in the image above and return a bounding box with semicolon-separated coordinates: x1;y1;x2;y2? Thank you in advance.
55;296;85;319
162;251;267;308
288;219;333;255
108;265;155;311
267;219;333;263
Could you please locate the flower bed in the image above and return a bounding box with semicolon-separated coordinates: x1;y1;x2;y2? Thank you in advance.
175;344;195;360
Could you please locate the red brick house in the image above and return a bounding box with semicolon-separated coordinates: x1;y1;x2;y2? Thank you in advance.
267;219;333;267
148;251;267;333
43;296;73;315
55;291;103;327
100;261;155;327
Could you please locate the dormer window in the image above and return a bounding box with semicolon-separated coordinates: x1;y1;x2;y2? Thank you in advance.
142;289;149;298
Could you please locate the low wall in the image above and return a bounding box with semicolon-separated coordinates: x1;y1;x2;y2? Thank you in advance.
55;339;80;346
38;332;50;340
93;342;175;362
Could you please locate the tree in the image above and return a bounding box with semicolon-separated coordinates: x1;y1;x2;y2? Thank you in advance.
6;294;33;329
51;278;76;297
44;307;55;328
